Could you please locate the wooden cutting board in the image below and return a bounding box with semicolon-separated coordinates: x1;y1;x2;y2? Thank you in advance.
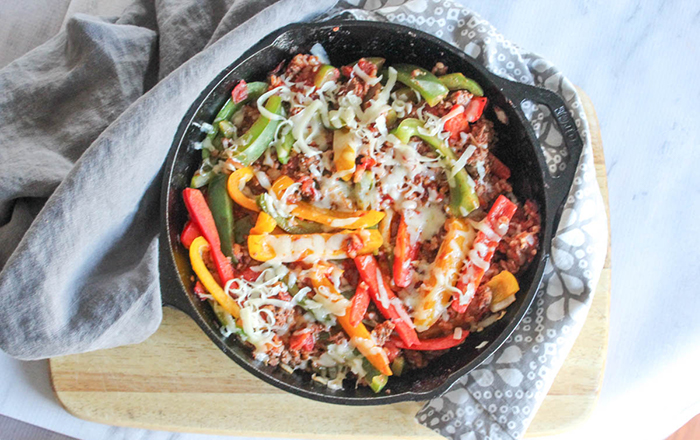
50;89;610;439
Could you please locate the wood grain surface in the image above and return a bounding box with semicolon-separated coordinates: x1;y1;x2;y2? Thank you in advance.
49;89;609;439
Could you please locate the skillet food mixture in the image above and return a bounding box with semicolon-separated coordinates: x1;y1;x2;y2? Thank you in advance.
181;53;541;392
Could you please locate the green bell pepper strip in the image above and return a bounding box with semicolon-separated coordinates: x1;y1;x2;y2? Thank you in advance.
392;64;449;107
438;73;484;97
230;95;284;166
207;81;268;142
314;64;340;88
233;214;254;245
207;174;236;261
275;130;294;165
362;357;388;393
191;170;212;188
391;118;479;216
390;356;405;377
256;193;326;234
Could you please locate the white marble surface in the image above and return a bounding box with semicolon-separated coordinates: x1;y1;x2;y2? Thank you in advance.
1;0;699;439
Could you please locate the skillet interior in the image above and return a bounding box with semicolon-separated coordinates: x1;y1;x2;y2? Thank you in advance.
160;20;558;404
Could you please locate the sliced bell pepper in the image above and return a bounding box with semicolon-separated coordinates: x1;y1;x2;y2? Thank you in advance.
487;270;520;312
250;211;277;235
348;281;371;327
309;269;393;377
438;73;484;96
392;330;469;350
289;330;315;352
234;214;255;244
392;118;480;216
180;220;202;249
189;236;240;318
393;211;421;288
333;128;360;181
465;96;488;123
453;195;518;313
275;130;294;165
207;81;268;143
413;217;476;332
208;173;235;260
353;255;419;347
341;57;385;78
443;109;471;141
271;176;384;229
183;188;235;285
231;80;248;104
392;64;449;107
227;167;260;212
248;229;382;263
314;64;340;88
230;95;284;166
256;193;325;234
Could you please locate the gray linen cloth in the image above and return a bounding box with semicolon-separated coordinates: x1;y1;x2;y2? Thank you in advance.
0;0;607;439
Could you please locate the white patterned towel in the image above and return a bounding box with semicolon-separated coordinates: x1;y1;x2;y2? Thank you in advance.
337;1;609;438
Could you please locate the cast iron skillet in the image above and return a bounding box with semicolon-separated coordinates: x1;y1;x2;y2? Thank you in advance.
159;20;583;405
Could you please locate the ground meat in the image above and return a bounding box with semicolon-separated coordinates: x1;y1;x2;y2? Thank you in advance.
283;54;321;85
464;285;492;323
404;349;429;369
371;321;396;346
495;200;541;274
232;104;261;135
448;90;472;107
431;62;448;76
471;118;495;145
338;77;371;100
280;154;322;182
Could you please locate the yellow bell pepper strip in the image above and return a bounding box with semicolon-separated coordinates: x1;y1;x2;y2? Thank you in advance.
183;188;235;285
308;268;393;377
250;211;277;235
453;195;517;313
413;218;476;332
438;73;484;96
248;229;382;263
487;270;520;312
189;236;241;318
392;64;449;106
271;176;384;229
230;95;284;166
353;255;420;347
391;118;480;216
333;128;360;181
256;193;325;234
227;167;260;212
314;64;340;88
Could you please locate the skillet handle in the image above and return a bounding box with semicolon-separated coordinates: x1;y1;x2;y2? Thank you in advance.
499;80;584;232
159;237;198;318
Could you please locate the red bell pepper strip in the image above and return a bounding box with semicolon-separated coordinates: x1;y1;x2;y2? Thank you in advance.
393;212;421;288
392;330;469;351
354;255;419;348
193;280;207;299
452;195;517;313
348;281;371;327
443;109;471;141
465;96;487;122
183;188;235;285
289;330;315;352
180;220;202;249
231;80;248;104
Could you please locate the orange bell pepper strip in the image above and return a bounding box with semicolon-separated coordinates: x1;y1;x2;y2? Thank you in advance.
271;176;384;229
183;188;235;285
413;217;475;332
248;229;382;263
453;195;517;313
353;255;419;348
487;270;520;312
189;236;240;318
309;270;392;377
250;211;277;235
226;167;260;212
393;211;421;288
333;128;360;181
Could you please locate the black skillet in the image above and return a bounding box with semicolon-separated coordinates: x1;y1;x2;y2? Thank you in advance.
159;20;583;405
